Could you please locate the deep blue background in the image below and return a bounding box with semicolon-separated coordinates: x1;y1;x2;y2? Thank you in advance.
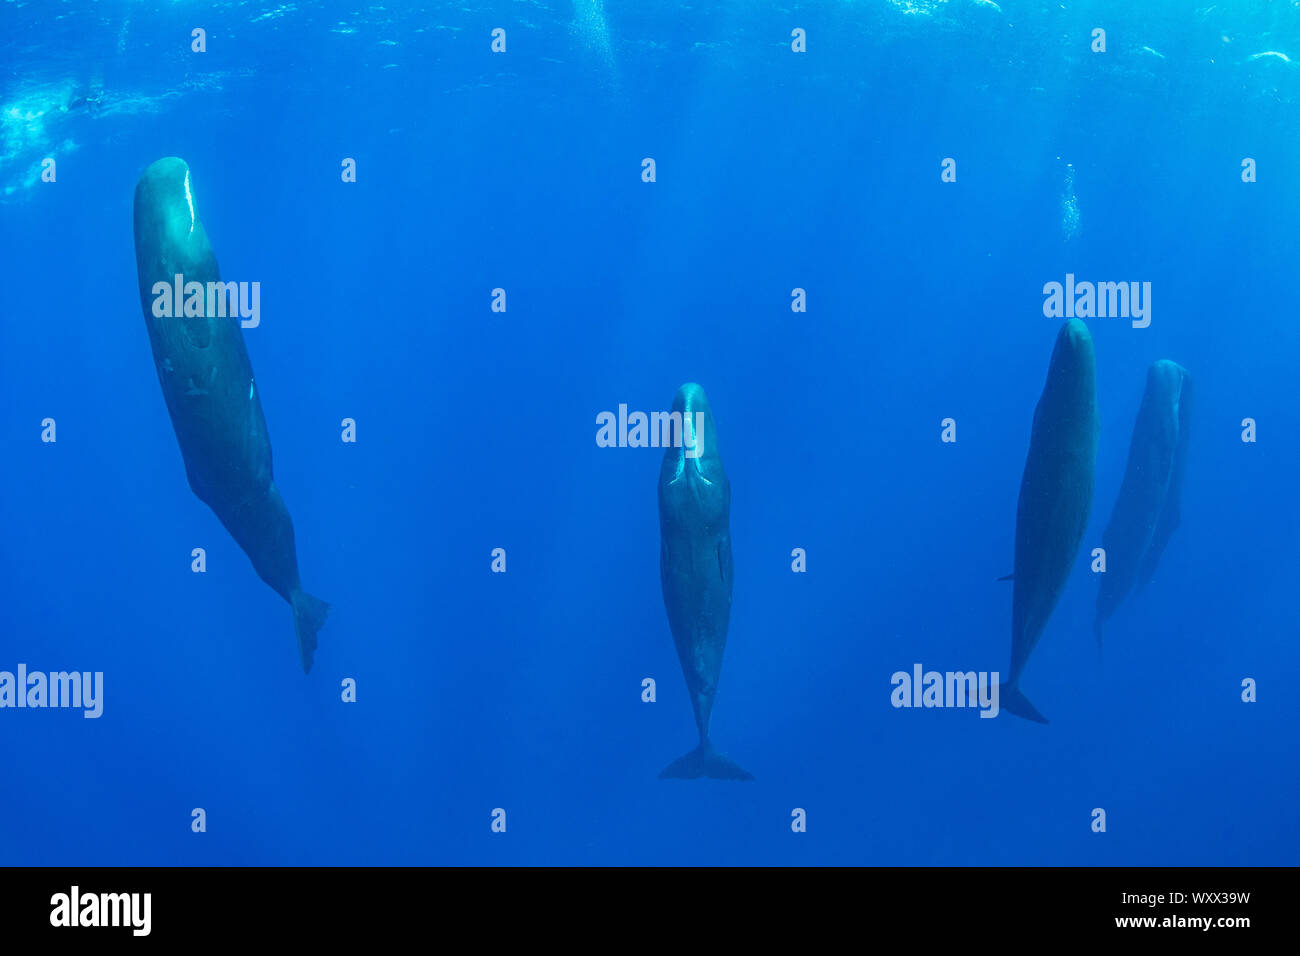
1;1;1297;865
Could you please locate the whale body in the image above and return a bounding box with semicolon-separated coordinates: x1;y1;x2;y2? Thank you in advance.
1001;320;1098;723
132;157;328;673
657;384;751;779
1095;360;1191;642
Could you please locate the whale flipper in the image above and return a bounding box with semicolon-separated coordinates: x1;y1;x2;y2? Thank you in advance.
658;740;753;781
999;682;1049;724
292;589;330;674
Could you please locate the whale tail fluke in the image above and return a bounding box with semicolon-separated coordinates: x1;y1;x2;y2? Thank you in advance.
658;740;753;781
999;682;1049;724
291;589;330;674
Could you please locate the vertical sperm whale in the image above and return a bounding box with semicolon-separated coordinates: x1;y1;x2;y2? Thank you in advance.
1095;360;1192;642
132;157;328;673
1001;320;1098;723
657;383;752;779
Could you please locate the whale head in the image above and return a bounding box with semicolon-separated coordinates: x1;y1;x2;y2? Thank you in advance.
133;157;222;352
1149;359;1191;409
135;157;204;247
661;382;726;486
1054;318;1094;374
1035;318;1098;433
657;383;730;527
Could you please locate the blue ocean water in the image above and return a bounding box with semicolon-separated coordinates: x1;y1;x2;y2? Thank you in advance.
1;0;1297;866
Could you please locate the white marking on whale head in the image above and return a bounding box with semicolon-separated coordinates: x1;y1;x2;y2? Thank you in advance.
670;453;713;486
183;168;195;235
669;411;714;486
